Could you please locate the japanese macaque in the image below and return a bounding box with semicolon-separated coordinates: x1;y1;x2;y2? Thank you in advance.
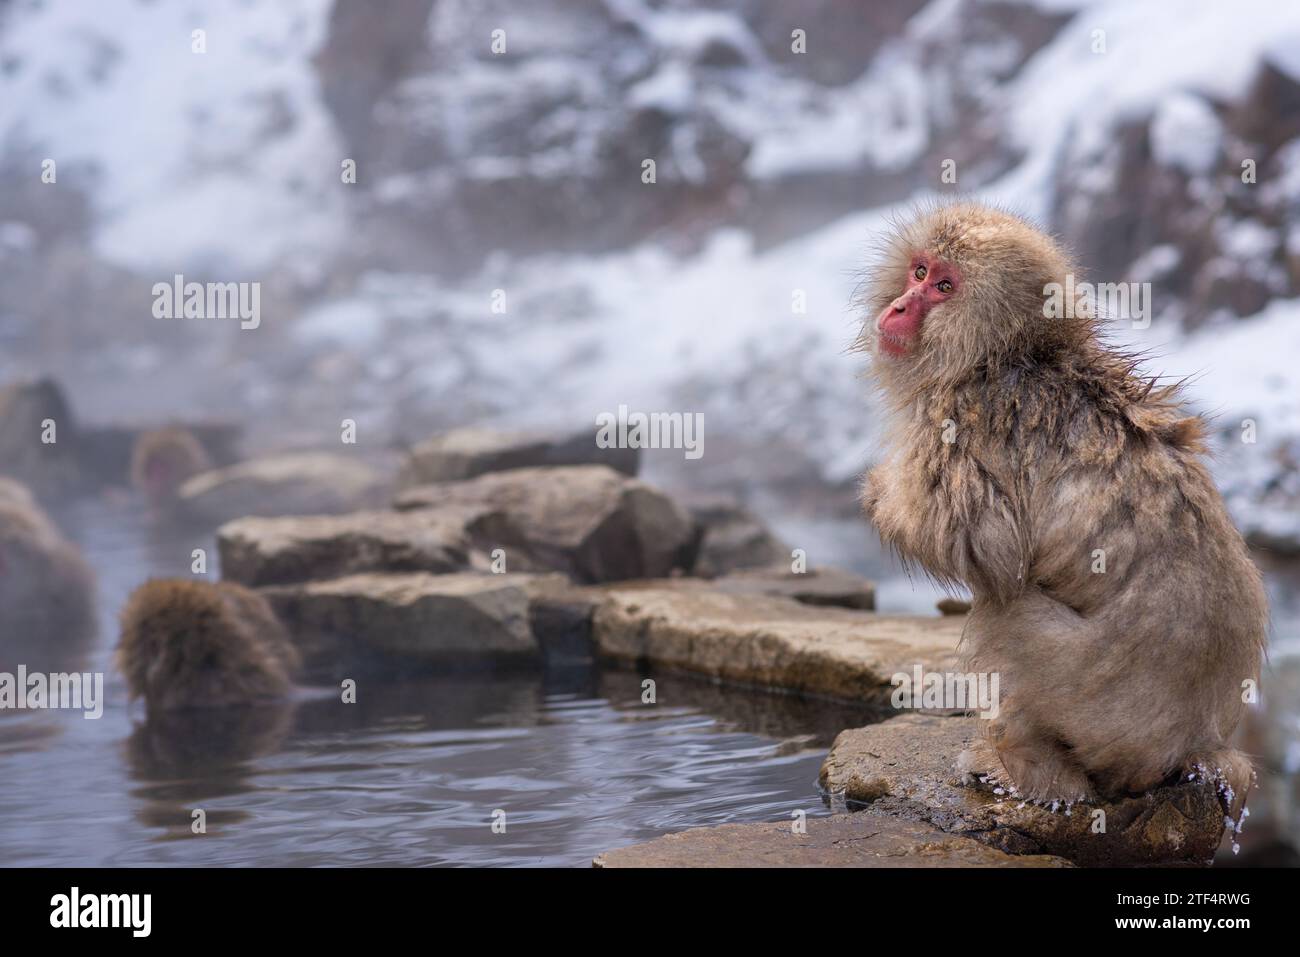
0;479;97;669
129;427;213;508
859;202;1267;813
117;579;299;711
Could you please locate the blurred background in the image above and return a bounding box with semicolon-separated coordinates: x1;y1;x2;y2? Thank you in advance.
1;0;1298;866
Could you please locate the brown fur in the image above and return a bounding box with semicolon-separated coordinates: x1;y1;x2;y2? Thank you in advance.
0;484;97;669
116;579;299;711
859;202;1267;811
129;427;212;505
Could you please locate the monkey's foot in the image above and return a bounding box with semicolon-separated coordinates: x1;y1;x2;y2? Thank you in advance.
1185;749;1255;853
958;737;1094;809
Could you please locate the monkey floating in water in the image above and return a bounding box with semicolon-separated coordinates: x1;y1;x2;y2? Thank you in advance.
859;202;1267;813
117;579;299;712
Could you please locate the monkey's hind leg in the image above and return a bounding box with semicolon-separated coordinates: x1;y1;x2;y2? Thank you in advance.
958;720;1094;806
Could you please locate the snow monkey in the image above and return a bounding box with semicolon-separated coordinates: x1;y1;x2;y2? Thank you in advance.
0;478;97;670
129;426;213;507
859;202;1267;813
117;579;299;712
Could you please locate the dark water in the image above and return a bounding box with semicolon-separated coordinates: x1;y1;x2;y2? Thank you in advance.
0;498;881;868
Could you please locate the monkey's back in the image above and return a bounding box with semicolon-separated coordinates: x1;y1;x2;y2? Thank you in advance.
956;355;1267;793
117;579;297;711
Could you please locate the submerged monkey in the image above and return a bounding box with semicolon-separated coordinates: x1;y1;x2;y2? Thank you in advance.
129;427;213;509
0;478;97;669
859;202;1267;810
117;579;299;712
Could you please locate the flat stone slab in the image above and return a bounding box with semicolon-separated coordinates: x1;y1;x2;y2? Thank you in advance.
819;713;1230;867
592;813;1071;868
218;505;501;586
262;571;564;672
715;564;876;611
398;426;638;485
591;581;962;701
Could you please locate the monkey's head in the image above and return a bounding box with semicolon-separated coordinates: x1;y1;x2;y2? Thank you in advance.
130;427;212;504
117;579;296;710
863;202;1079;381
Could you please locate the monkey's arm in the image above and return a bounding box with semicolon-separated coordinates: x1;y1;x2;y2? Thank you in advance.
866;451;1029;604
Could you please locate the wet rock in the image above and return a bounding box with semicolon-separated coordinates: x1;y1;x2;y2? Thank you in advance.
398;426;638;486
528;587;600;661
178;452;390;525
592;813;1071;868
395;465;696;583
262;571;564;673
688;501;790;577
591;582;961;701
0;377;84;497
715;564;875;611
218;506;510;587
819;713;1231;867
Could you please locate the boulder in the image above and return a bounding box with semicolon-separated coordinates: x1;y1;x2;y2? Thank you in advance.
590;581;961;701
395;465;696;583
819;713;1231;867
398;426;639;486
688;501;791;577
592;813;1071;868
178;452;390;525
262;571;565;673
217;506;512;587
716;564;875;611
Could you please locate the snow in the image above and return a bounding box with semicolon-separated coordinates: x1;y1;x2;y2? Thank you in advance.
1150;93;1222;176
0;0;344;274
993;0;1300;220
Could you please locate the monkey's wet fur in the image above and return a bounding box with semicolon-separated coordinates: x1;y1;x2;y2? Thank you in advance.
117;579;300;712
0;477;97;670
129;426;212;507
860;202;1266;815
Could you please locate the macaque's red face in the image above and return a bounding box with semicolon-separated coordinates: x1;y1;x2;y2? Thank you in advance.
876;254;960;358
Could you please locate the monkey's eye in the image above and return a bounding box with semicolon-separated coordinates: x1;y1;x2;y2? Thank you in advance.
937;279;953;294
913;265;927;281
